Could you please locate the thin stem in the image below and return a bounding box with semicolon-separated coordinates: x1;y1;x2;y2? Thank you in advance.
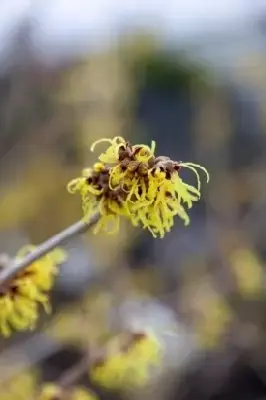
0;333;65;384
58;331;146;389
59;354;91;388
0;213;100;286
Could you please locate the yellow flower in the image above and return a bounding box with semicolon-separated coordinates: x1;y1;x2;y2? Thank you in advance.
193;281;233;349
0;371;36;400
0;247;67;337
67;162;130;235
68;137;209;237
39;383;97;400
39;383;61;400
90;331;162;390
91;136;156;165
229;248;263;297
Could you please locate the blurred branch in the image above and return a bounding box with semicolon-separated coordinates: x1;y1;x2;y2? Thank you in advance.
59;354;91;388
58;331;139;388
0;213;100;286
0;333;65;383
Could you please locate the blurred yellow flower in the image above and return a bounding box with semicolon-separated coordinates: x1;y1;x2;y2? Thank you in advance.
0;371;36;400
90;331;162;390
193;281;233;349
230;248;263;297
68;136;209;238
198;297;232;349
0;247;67;337
39;383;97;400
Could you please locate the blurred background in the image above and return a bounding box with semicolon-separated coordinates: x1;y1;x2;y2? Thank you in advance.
1;0;266;399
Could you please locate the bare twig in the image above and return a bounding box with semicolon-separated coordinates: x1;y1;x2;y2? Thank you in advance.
0;333;65;383
59;354;91;388
57;334;137;390
0;213;100;286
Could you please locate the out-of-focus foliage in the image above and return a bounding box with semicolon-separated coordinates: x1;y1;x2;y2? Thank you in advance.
0;371;37;400
186;277;233;349
39;383;98;400
131;51;208;94
229;247;264;298
45;289;114;346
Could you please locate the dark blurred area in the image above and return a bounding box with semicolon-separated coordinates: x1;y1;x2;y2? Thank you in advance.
1;2;266;399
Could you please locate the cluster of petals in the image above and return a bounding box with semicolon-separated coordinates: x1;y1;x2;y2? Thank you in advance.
39;384;97;400
68;136;209;238
90;331;162;389
0;247;66;337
